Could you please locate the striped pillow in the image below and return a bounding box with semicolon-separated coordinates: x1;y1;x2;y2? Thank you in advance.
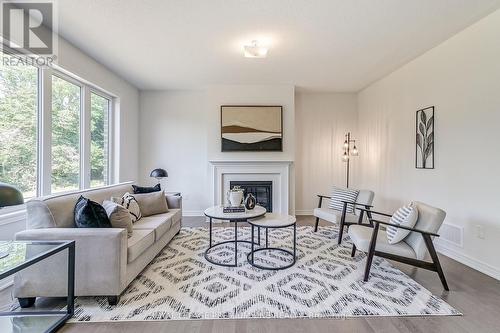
386;204;418;244
328;186;359;213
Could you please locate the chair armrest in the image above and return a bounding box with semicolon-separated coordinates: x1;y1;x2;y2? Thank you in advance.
356;207;392;217
15;228;128;297
317;194;332;199
166;194;182;209
341;200;373;208
372;219;440;237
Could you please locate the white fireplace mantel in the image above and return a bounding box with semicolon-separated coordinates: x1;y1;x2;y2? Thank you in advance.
209;160;293;214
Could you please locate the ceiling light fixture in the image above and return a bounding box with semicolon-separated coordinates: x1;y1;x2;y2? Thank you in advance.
243;40;268;58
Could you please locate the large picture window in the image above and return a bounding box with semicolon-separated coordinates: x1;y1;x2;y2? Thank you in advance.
0;54;38;198
0;52;114;199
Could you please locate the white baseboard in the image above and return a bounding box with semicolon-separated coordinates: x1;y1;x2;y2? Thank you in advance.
295;210;313;216
435;241;500;281
182;211;204;217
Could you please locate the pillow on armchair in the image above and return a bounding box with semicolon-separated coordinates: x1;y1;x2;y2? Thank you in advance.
386;203;419;244
328;186;359;214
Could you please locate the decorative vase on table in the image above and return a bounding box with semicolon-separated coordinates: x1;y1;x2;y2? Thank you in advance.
244;193;256;210
227;186;244;207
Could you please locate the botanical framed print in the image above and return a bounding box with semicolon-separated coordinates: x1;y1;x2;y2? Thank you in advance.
221;105;283;152
416;106;434;169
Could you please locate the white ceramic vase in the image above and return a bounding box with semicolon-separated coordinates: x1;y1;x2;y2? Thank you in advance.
228;190;244;207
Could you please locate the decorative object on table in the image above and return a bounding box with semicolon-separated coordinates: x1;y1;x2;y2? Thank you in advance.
221;105;283;152
341;132;359;188
74;196;112;228
222;206;246;213
416;106;434;169
244;193;256;210
132;183;161;194
227;185;244;207
0;182;24;259
150;168;168;190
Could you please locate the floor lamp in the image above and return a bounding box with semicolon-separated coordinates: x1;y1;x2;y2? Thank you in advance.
342;132;358;188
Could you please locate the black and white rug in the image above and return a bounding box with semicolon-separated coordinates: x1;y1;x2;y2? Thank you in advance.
70;226;460;322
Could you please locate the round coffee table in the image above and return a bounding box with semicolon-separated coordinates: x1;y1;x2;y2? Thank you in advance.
204;205;266;267
247;213;297;270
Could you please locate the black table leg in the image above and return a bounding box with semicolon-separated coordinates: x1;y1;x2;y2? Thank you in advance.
209;217;212;247
67;242;75;316
234;221;238;266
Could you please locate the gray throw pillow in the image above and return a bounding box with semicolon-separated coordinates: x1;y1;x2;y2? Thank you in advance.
132;191;169;217
102;200;133;237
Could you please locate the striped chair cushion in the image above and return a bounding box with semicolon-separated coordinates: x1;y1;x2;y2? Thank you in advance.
386;204;419;244
328;187;359;213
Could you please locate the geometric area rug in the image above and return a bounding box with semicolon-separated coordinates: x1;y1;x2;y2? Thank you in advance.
70;226;460;322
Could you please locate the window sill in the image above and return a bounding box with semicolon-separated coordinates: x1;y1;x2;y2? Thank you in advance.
0;205;27;226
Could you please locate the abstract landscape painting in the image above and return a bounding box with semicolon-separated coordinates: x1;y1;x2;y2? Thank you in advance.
416;106;434;169
221;105;283;151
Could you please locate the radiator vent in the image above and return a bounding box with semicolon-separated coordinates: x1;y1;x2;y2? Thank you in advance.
438;223;463;248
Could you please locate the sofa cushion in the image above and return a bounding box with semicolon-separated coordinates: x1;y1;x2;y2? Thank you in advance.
132;184;161;194
133;191;169;217
132;209;181;241
313;207;358;224
127;229;155;263
102;200;133;237
349;225;416;259
74;196;111;228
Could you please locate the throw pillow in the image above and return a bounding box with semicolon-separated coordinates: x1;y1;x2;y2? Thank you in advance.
132;191;169;217
111;193;142;222
102;200;133;237
386;203;419;244
328;186;360;213
74;196;111;228
132;183;161;194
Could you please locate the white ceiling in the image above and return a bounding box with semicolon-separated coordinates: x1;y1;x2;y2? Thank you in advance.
55;0;500;91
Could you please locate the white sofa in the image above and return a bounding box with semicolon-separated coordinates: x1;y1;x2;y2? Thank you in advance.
14;182;182;306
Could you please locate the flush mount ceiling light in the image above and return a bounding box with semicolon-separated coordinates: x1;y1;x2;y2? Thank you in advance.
243;40;268;58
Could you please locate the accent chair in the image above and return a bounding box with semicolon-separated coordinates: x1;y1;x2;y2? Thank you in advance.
348;201;449;290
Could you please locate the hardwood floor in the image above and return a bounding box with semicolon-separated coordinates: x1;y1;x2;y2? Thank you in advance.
4;216;500;332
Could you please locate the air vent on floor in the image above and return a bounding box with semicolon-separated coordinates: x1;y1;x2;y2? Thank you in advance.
438;223;463;248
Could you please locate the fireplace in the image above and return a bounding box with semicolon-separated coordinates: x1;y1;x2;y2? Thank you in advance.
230;181;273;212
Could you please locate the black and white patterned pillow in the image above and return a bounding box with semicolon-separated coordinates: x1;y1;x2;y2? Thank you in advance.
386;203;418;244
112;193;142;222
328;186;359;213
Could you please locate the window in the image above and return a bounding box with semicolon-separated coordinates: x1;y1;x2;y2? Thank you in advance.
0;54;38;198
51;75;81;193
0;51;114;199
90;92;110;187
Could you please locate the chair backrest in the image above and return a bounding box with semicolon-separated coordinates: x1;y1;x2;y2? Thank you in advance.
404;201;446;260
26;182;135;229
354;190;375;216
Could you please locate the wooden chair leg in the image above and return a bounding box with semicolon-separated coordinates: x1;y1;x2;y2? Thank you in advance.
364;223;379;282
423;234;449;291
351;245;356;257
338;202;348;244
314;217;319;232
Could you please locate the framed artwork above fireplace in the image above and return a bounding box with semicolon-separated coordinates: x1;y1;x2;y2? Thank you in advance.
221;105;283;152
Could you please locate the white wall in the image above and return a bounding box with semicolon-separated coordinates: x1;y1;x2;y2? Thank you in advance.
295;92;358;214
357;9;500;279
139;85;295;215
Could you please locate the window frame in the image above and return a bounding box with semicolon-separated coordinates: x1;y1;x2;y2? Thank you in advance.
0;49;115;199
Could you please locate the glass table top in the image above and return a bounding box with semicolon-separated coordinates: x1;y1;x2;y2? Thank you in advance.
0;241;70;278
0;314;67;333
